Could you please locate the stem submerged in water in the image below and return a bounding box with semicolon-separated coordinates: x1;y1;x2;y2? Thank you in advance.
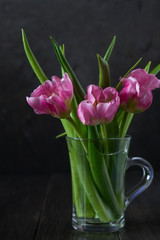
100;124;110;168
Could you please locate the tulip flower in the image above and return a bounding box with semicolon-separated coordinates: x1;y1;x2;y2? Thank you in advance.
119;69;160;113
26;73;73;118
77;85;120;125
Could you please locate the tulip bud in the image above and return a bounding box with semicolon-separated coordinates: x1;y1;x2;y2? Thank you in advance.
119;69;160;113
77;84;120;126
26;73;73;118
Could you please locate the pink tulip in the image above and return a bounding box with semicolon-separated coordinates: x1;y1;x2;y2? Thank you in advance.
77;85;120;125
26;73;73;118
119;69;160;113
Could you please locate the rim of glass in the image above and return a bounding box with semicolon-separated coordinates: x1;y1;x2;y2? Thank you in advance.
66;135;131;141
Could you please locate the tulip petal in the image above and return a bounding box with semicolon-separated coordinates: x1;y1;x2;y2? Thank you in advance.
147;73;160;90
50;94;68;117
31;80;56;98
51;73;73;101
26;96;56;115
77;85;120;126
103;87;119;101
51;76;63;95
119;80;139;103
128;69;160;90
86;85;103;103
136;88;153;112
77;100;99;125
97;97;120;123
26;73;73;118
96;102;110;122
61;73;73;92
119;68;160;113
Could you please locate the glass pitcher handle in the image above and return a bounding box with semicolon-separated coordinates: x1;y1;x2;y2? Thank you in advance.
125;157;154;209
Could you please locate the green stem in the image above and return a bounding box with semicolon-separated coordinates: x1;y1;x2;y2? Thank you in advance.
68;142;112;222
66;116;88;152
63;118;95;218
116;81;122;91
100;124;109;168
87;126;122;220
66;116;83;138
120;112;134;138
69;151;95;218
100;124;107;139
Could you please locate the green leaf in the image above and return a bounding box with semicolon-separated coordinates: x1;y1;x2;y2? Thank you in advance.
97;54;111;88
22;29;48;84
50;36;85;103
116;57;142;91
55;132;67;139
61;119;75;138
150;64;160;75
145;61;151;73
123;57;142;78
104;36;116;62
59;44;65;76
59;46;87;137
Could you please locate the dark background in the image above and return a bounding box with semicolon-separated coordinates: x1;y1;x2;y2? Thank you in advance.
1;0;160;174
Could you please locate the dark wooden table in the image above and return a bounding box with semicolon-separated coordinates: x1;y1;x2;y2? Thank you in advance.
0;171;160;240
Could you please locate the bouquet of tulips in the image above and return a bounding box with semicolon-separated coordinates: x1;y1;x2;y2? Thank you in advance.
22;29;160;222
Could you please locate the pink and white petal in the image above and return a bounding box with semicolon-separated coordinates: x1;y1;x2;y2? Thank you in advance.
128;69;160;91
49;94;68;117
120;80;140;101
42;80;56;94
96;102;110;119
97;97;119;123
104;99;120;122
51;75;62;85
31;81;52;98
59;90;73;103
103;87;118;101
26;96;53;114
129;69;152;90
77;100;99;125
121;76;138;88
147;74;160;90
61;73;73;93
86;85;103;103
128;69;147;82
92;86;104;102
51;76;63;94
86;85;96;103
137;89;153;112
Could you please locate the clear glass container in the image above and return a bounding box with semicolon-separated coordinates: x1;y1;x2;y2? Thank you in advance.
66;136;154;233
